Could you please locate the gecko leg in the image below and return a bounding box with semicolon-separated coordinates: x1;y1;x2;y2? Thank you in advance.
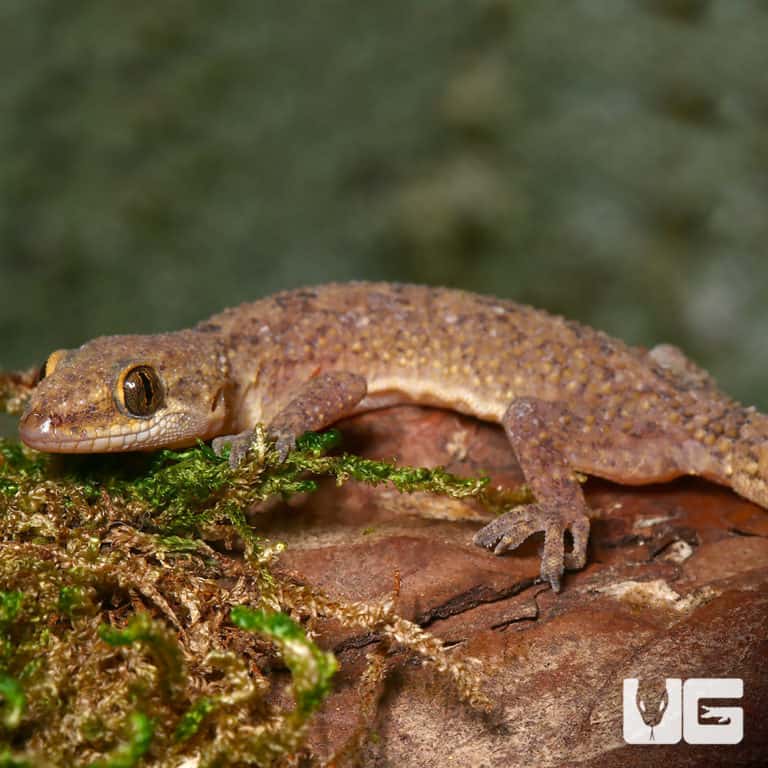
473;397;591;591
213;371;367;467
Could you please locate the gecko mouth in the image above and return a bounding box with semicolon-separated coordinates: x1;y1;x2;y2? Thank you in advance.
19;410;190;453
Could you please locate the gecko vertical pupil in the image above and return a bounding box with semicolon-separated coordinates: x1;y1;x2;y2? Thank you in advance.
123;366;163;417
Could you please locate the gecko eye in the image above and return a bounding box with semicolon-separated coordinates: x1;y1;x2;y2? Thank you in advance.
121;366;164;417
36;349;67;383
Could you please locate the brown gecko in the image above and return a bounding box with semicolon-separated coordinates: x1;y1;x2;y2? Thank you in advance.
18;282;768;590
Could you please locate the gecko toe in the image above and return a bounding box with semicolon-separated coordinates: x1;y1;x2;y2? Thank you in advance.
472;520;500;550
541;523;566;592
228;441;250;468
473;506;542;554
268;427;297;463
563;513;590;570
212;435;233;459
544;571;561;593
213;427;297;467
212;430;254;468
542;511;590;589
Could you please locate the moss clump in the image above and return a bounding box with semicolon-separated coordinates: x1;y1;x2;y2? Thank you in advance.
0;379;495;766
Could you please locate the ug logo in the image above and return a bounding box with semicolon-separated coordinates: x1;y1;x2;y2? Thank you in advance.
622;678;743;745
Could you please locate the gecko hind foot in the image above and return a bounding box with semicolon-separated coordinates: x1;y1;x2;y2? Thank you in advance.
473;504;590;592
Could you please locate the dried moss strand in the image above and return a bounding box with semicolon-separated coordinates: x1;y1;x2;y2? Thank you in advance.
269;581;490;710
0;370;36;418
98;613;184;695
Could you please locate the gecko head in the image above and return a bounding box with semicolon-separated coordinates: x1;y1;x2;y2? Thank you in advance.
19;331;235;453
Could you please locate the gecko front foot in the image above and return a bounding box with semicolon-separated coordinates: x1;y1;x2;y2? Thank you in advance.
212;426;298;468
473;504;590;592
212;430;260;468
267;425;298;462
215;370;368;468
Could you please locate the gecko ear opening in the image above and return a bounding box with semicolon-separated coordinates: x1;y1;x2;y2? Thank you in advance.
119;365;165;417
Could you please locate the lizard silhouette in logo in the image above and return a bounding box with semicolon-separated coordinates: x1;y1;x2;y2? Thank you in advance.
700;704;732;726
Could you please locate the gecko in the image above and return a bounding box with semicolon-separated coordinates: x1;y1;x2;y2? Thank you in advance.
17;282;768;591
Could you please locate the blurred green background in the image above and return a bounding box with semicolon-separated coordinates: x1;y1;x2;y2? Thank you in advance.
1;0;767;442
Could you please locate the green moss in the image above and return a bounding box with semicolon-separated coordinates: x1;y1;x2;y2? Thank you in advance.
57;586;90;619
0;443;45;497
294;428;343;456
0;421;494;764
173;697;217;743
0;676;25;730
87;712;155;768
0;593;22;627
0;749;31;768
129;442;232;527
288;438;488;499
98;613;183;694
231;606;338;717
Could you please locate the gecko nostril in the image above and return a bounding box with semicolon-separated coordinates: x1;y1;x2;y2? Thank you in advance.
20;410;42;427
19;411;57;440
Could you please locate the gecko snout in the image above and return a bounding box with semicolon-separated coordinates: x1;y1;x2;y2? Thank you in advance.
18;409;58;450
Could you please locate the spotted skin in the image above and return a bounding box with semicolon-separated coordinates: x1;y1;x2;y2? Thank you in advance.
18;282;768;590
